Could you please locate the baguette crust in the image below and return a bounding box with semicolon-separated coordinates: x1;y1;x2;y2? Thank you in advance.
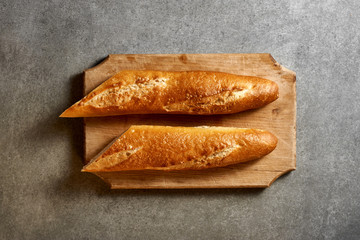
60;70;279;117
82;125;278;172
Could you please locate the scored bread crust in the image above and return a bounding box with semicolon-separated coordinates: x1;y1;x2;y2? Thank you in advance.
60;70;279;117
82;125;278;172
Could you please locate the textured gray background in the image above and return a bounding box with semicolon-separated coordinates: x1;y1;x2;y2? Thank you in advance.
1;0;359;239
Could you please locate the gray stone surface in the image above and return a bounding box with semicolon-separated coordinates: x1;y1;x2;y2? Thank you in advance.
1;0;359;239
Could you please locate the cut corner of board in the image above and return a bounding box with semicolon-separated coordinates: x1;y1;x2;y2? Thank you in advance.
266;167;296;188
84;55;113;74
268;54;296;79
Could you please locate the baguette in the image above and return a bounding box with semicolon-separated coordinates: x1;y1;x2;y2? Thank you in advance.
60;70;279;117
82;125;277;172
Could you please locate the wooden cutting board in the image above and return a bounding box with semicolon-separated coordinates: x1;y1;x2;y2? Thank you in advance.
83;53;296;189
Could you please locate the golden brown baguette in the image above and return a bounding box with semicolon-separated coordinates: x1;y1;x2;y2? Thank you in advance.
60;70;279;117
82;125;278;172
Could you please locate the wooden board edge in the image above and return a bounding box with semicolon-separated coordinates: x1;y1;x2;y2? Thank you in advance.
84;53;294;75
83;117;87;165
294;69;297;168
107;53;273;58
109;184;269;189
89;167;296;189
269;54;297;170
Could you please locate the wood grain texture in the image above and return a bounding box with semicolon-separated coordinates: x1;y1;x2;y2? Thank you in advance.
83;53;296;189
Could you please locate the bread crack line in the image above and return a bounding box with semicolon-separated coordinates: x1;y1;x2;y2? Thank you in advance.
85;77;168;107
163;89;249;112
160;144;241;169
